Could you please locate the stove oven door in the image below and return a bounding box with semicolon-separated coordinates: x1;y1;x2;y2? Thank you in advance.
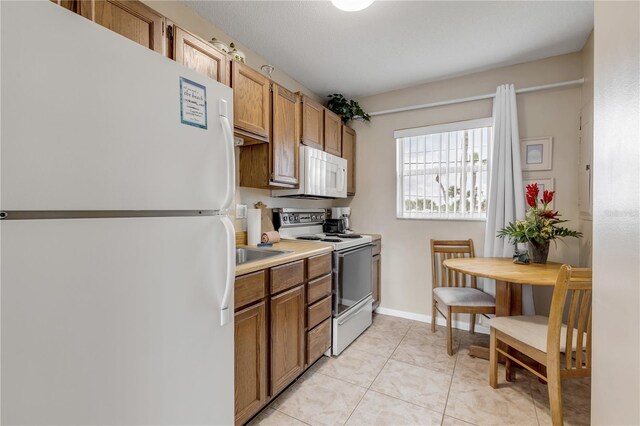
333;244;373;316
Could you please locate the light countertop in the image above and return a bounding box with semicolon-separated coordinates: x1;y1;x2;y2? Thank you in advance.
235;240;333;276
362;233;382;241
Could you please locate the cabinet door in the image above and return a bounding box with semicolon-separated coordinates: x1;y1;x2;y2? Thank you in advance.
270;284;305;395
232;61;271;140
80;0;165;54
172;26;230;86
235;301;268;425
342;125;356;195
271;84;299;185
50;0;78;12
372;254;381;309
300;96;324;150
324;109;342;156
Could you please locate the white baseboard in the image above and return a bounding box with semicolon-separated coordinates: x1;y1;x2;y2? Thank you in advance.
374;306;490;335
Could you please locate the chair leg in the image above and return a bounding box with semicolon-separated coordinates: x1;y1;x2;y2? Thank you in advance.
505;347;513;382
547;360;564;426
431;301;437;333
489;328;498;388
446;306;453;356
469;313;476;335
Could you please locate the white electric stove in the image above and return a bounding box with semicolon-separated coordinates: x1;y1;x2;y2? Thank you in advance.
274;208;372;250
273;208;373;355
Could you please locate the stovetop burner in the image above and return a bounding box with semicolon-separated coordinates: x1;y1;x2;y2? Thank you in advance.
321;238;342;242
325;233;362;239
297;236;322;241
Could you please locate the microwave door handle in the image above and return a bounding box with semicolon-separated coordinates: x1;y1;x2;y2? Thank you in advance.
339;167;346;191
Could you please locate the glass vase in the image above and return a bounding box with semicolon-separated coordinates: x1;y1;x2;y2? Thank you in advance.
529;241;550;264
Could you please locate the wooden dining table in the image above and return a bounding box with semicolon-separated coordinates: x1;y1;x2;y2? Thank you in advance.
442;257;565;359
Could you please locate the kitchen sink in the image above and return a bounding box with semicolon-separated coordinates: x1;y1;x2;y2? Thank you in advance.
235;247;292;265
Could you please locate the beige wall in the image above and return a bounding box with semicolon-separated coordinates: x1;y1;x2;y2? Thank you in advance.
341;53;585;321
578;32;594;268
592;2;640;424
140;1;333;229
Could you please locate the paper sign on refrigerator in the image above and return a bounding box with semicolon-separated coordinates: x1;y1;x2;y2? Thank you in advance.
180;77;208;129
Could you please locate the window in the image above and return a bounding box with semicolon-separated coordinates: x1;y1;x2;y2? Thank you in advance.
395;118;492;220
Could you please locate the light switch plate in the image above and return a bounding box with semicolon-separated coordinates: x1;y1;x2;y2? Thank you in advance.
236;204;248;219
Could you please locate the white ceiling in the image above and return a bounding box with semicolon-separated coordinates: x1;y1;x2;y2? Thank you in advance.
185;1;593;98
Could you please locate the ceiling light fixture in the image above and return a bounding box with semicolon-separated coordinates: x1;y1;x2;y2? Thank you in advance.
331;0;374;12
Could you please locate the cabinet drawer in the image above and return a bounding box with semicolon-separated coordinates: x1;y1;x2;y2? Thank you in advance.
307;318;331;364
271;260;304;294
372;240;381;256
308;296;332;330
235;270;267;310
307;253;332;280
307;274;332;305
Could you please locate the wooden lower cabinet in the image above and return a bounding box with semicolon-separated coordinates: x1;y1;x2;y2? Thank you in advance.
270;284;305;395
372;239;382;310
235;256;332;424
307;318;331;365
372;254;381;309
234;301;268;426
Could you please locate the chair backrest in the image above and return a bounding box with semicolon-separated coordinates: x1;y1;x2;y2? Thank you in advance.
547;265;593;373
430;239;476;289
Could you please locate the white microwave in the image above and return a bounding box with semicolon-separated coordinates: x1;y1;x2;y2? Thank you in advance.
272;146;347;199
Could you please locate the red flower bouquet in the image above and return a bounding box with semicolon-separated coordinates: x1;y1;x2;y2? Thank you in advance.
497;183;582;263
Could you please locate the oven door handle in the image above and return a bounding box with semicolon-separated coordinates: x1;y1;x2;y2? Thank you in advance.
335;243;374;257
337;302;369;325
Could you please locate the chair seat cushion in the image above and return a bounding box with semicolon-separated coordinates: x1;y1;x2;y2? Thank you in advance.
488;315;587;353
433;287;496;307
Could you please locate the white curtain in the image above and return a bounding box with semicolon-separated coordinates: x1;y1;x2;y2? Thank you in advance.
483;84;534;315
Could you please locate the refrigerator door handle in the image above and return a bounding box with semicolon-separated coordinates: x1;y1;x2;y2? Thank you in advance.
219;215;235;326
218;99;235;212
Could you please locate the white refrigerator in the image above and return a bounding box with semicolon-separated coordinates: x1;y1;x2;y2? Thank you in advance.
1;2;235;425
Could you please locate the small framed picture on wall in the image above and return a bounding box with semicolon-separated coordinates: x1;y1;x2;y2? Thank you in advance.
521;137;553;171
523;178;555;208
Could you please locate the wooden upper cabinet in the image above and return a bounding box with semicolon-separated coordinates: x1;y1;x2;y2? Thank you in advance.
50;0;79;12
271;85;299;186
235;301;268;426
324;109;342;157
79;0;165;54
270;284;305;396
171;26;230;86
342;125;356;195
300;96;324;150
232;61;271;141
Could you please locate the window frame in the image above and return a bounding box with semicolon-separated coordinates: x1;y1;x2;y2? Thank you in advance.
395;117;493;221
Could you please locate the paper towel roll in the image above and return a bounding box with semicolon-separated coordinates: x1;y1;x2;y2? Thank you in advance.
261;231;281;244
247;209;261;246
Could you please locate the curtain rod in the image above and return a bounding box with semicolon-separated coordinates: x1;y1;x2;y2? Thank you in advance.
368;78;585;117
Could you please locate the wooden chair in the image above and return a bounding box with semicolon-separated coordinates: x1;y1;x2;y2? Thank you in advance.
431;239;496;356
488;265;592;426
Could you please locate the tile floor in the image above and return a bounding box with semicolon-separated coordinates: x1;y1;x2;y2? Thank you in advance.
249;313;591;426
